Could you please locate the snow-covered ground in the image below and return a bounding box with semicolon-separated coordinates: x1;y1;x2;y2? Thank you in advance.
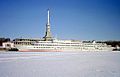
0;51;120;77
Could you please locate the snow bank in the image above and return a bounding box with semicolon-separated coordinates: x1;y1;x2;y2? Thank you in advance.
0;51;120;77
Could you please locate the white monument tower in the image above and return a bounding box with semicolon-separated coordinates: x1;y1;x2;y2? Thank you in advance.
43;9;52;41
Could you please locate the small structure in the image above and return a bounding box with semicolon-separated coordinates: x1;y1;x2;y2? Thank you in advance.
2;42;14;49
113;45;120;51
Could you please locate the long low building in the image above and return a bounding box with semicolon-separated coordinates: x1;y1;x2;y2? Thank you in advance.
12;10;113;52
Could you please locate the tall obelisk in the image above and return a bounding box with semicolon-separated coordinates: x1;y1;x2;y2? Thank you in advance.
43;9;52;41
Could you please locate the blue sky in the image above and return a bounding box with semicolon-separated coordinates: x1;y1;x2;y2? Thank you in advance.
0;0;120;40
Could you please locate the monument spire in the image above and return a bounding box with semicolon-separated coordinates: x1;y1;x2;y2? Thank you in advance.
47;9;50;25
43;9;52;41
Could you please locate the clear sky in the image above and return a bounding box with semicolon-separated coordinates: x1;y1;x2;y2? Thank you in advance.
0;0;120;40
